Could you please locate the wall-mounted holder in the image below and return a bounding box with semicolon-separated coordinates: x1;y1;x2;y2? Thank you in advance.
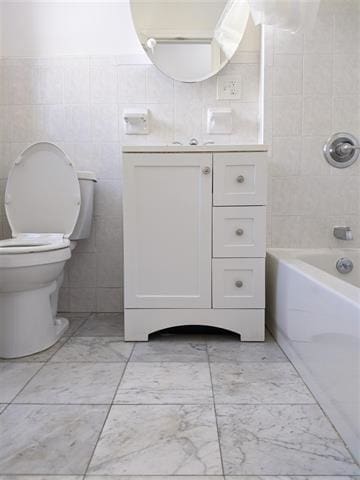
207;108;232;135
323;132;360;168
123;108;149;135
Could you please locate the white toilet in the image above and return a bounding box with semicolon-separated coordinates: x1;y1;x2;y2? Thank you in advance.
0;142;95;359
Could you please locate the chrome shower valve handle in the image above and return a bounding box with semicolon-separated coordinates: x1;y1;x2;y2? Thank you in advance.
335;142;360;155
323;132;360;168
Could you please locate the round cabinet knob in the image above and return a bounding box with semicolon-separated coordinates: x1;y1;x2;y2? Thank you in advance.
235;280;243;288
236;228;244;236
237;175;245;183
202;166;211;175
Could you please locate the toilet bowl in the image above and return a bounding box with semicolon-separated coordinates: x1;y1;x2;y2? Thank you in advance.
0;142;81;359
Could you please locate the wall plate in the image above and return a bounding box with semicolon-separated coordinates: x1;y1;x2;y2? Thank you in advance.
123;108;149;135
217;75;242;100
207;108;232;134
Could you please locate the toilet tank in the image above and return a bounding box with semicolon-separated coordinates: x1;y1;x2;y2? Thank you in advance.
70;171;97;240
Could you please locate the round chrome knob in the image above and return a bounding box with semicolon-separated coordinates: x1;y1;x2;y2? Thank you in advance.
336;257;353;274
237;175;245;183
236;228;244;236
235;280;243;288
202;166;211;175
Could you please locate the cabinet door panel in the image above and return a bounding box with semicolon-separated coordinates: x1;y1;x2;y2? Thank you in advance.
213;152;267;206
123;153;212;308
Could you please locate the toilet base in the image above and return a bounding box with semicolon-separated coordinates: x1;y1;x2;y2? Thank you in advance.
0;283;69;359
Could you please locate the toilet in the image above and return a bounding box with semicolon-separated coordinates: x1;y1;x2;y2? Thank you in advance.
0;142;95;359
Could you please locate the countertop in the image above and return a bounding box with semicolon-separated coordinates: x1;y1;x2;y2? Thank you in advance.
122;144;269;153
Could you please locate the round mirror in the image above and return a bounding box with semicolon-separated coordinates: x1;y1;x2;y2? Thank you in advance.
130;0;251;82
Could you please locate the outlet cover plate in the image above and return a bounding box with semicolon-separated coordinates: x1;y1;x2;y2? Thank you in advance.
217;75;242;100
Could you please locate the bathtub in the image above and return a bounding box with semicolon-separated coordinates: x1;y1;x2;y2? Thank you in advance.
266;248;360;463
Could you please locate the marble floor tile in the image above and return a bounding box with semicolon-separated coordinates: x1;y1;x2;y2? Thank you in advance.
14;362;125;404
62;312;92;319
207;339;287;363
216;404;360;475
86;477;224;480
114;362;213;404
88;404;222;475
225;477;359;480
130;341;208;362
0;363;43;402
0;477;82;480
0;404;108;474
75;313;124;337
50;337;133;362
0;337;69;363
63;314;90;336
211;362;315;404
0;405;7;414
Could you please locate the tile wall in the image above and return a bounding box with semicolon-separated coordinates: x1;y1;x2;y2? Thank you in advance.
0;0;359;313
0;55;260;312
265;0;360;248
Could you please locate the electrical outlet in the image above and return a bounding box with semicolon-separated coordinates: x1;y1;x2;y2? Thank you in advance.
217;75;242;100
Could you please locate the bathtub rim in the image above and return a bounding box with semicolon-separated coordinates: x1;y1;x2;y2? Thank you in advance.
267;248;360;307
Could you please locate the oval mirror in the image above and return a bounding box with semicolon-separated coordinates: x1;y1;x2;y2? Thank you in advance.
130;0;251;82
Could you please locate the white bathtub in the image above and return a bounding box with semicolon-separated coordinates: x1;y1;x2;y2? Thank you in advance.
266;248;360;463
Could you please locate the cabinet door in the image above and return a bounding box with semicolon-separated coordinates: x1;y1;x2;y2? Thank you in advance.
213;152;267;206
123;153;212;308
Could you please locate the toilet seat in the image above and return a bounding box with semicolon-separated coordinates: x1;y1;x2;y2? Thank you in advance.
0;142;80;270
0;243;71;269
0;234;70;255
0;142;80;266
5;142;81;238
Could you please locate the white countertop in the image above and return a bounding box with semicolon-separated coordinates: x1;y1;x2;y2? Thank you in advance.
122;144;269;153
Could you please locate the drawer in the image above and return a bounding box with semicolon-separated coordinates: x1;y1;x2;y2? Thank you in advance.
212;258;265;308
213;206;266;258
213;153;267;206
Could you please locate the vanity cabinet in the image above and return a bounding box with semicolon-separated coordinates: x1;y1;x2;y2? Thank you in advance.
123;146;268;341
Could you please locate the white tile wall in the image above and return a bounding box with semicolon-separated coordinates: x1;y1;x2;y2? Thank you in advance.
1;0;359;313
266;0;360;250
0;52;260;313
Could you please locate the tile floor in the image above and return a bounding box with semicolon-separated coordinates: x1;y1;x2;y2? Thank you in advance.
0;312;359;478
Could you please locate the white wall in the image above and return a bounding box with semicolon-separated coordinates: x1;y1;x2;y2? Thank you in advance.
2;1;358;314
0;1;145;58
0;0;260;60
264;0;360;248
0;0;261;313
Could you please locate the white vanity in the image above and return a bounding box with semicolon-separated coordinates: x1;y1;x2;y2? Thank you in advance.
123;145;268;341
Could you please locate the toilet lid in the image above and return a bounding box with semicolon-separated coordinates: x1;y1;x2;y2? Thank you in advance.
5;142;81;238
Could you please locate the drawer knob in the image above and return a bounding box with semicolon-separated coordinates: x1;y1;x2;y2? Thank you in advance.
236;228;244;236
235;280;243;288
202;166;211;175
237;175;245;183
